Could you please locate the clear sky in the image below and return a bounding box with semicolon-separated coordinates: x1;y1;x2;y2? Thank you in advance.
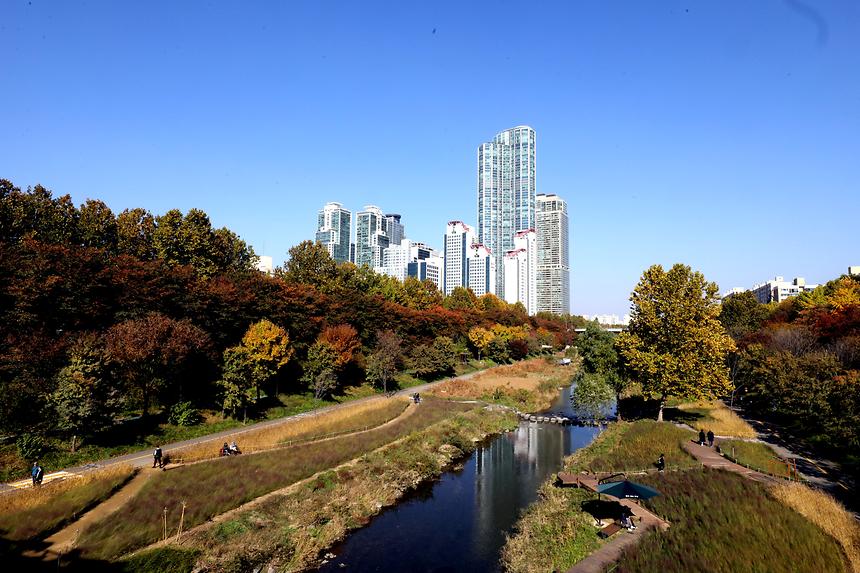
2;1;858;316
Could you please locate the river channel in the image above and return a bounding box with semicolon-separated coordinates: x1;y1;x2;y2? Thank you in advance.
317;384;605;572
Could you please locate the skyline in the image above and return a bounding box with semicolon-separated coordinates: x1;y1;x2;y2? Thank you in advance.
2;1;858;315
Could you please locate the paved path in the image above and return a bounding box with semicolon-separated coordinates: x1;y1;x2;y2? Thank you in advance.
682;441;783;485
1;369;484;493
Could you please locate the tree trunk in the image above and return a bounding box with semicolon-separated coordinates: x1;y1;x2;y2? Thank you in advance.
71;434;77;453
615;393;623;422
656;397;665;422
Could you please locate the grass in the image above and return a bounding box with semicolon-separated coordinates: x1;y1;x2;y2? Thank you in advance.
567;420;697;473
663;399;756;438
718;439;795;479
177;397;408;462
174;406;519;572
771;481;860;573
0;464;136;541
120;546;200;573
501;483;601;573
612;468;847;573
75;398;478;560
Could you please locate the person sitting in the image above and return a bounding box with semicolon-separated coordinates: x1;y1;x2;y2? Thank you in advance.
621;511;636;532
229;440;240;454
221;442;230;456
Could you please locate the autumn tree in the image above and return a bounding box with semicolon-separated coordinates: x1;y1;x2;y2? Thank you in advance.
616;264;736;421
318;324;361;371
281;240;338;289
366;330;403;393
443;287;478;311
238;319;294;398
468;326;494;360
105;313;211;418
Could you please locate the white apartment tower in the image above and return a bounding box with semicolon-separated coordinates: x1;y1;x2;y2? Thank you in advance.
384;214;405;246
355;205;390;268
477;125;536;298
503;229;537;315
375;239;412;282
442;221;475;296
535;194;570;315
316;202;352;263
467;243;496;297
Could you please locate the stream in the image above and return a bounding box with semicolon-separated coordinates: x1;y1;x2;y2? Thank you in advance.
317;383;606;572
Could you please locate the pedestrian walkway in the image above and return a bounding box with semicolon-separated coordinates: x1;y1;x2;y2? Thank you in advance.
682;441;782;486
6;470;79;490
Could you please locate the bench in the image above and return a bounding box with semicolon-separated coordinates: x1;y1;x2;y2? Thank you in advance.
597;523;623;539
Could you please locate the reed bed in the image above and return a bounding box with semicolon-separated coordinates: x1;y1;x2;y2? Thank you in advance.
0;464;135;540
178;397;408;462
771;482;860;572
612;468;846;573
76;399;476;560
672;400;756;438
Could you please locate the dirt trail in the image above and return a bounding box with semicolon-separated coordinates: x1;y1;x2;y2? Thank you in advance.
23;469;155;561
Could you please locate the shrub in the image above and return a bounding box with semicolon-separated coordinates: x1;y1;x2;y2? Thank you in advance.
167;401;203;426
16;433;46;461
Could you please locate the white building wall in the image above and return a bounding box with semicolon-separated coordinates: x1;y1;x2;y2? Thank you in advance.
467;244;496;297
443;221;475;296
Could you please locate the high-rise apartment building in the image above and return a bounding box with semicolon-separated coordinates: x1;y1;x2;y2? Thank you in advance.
408;255;443;289
442;221;475;296
375;238;412;282
315;202;352;263
477;125;536;298
355;205;390;268
467;243;496;297
535;194;570;315
503;229;537;315
384;214;405;246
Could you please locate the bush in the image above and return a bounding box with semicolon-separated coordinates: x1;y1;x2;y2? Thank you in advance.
16;433;46;461
167;401;203;426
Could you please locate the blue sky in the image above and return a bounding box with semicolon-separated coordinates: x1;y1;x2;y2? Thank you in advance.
2;1;858;316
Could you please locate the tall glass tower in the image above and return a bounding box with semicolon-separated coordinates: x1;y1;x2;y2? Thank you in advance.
477;125;536;298
316;202;352;263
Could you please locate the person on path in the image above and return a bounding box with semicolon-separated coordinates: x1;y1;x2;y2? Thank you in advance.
698;429;706;446
153;445;163;468
707;430;715;447
31;462;44;486
656;453;665;472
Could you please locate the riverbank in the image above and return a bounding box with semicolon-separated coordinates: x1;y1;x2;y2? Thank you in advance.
502;418;859;573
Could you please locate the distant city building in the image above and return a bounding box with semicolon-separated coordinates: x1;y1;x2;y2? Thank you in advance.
849;266;860;277
410;242;437;261
375;239;412;282
750;276;818;304
384;214;405;246
721;287;747;300
535;194;570;315
408;255;443;289
478;125;536;298
583;314;631;326
355;205;390;268
442;221;475;296
256;255;274;275
316;202;352;263
467;243;496;297
503;229;537;315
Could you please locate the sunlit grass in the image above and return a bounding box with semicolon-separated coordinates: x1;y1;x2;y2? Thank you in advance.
612;468;847;573
76;398;476;560
668;399;756;438
0;464;135;540
718;439;794;478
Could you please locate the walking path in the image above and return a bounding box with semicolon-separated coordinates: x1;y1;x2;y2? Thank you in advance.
1;369;482;493
681;441;782;485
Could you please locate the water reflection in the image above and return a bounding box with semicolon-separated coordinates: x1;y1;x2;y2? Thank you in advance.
318;386;600;573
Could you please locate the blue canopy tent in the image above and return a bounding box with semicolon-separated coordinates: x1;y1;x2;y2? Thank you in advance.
596;479;661;500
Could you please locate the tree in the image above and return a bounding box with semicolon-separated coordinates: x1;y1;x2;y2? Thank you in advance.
318;324;361;371
409;336;458;380
571;373;615;422
281;240;338;288
366;330;402;393
400;276;443;310
105;313;211;418
116;207;156;259
719;291;771;340
51;334;120;451
468;326;495;360
239;319;294;398
616;264;736;421
302;341;339;398
443;286;478;311
218;346;255;422
577;322;619;377
78;199;118;251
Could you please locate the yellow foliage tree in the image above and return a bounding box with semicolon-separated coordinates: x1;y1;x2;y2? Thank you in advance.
468;326;495;360
240;319;294;398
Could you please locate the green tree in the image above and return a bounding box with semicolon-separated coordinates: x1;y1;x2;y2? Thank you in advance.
399;277;443;310
410;336;458;380
77;199;118;251
443;286;478;311
366;330;402;393
218;346;255;421
116;207;156;259
51;335;120;451
616;264;736;421
282;240;338;288
571;373;615;422
302;341;339;398
719;291;771;340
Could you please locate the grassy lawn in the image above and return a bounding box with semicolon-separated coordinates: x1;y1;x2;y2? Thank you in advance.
613;468;847;573
718;439;794;478
76;398;477;560
568;420;697;473
0;465;135;542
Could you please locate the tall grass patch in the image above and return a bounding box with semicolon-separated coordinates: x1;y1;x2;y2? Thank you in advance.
719;439;793;478
76;399;475;560
612;468;846;573
666;399;756;438
0;464;135;541
771;482;860;572
568;420;697;473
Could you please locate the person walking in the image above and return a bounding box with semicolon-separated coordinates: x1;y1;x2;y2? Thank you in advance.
656;453;665;472
707;430;715;448
31;462;44;486
698;429;706;446
153;445;163;469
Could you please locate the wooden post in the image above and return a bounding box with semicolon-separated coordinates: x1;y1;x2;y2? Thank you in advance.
176;501;187;540
163;507;168;541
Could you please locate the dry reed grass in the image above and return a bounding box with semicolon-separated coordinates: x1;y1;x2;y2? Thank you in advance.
178;398;408;462
0;464;135;540
771;482;860;572
676;400;756;438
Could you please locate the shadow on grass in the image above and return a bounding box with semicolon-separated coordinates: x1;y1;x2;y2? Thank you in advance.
617;395;660;421
580;499;626;522
662;407;705;427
